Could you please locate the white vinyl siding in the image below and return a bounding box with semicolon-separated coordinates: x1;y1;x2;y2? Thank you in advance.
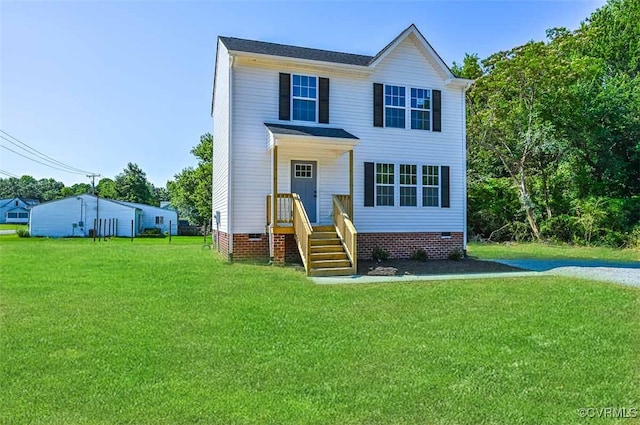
29;195;136;238
115;201;178;234
212;41;231;233
221;33;465;234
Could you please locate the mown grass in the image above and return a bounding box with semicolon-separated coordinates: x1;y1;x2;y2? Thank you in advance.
0;223;27;231
468;241;640;262
1;237;639;424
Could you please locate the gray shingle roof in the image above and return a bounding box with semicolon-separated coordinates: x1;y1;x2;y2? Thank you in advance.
220;36;373;66
265;123;358;140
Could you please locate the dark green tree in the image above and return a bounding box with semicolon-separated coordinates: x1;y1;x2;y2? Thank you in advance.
167;133;212;225
96;178;117;199
114;163;155;205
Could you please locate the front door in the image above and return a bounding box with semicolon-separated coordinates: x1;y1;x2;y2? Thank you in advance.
291;160;317;223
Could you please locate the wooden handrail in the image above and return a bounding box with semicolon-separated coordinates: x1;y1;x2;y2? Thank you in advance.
332;195;357;273
266;194;272;226
292;193;313;274
266;193;294;226
334;194;352;219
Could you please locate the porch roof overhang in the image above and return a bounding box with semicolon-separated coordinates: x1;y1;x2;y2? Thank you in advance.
265;123;359;153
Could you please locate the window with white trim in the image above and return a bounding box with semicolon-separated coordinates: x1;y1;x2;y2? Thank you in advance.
399;164;417;206
385;85;405;128
155;216;164;225
376;163;394;206
294;163;313;178
411;88;431;130
292;74;317;122
422;165;439;207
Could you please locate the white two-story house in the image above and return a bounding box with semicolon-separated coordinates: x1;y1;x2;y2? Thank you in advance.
211;25;472;276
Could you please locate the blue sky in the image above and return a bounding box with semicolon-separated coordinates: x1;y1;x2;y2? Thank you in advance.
1;0;605;187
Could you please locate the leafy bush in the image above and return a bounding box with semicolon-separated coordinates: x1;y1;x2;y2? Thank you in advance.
409;248;428;262
467;177;522;241
540;214;578;242
372;247;390;262
627;225;640;248
137;227;165;238
16;229;30;238
448;248;464;261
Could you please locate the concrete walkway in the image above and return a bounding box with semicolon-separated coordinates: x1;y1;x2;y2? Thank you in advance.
0;230;16;235
312;259;640;288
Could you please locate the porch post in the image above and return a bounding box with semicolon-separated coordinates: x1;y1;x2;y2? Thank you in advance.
349;149;354;220
272;145;278;227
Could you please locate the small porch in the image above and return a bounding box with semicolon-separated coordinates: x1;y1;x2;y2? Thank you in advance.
265;123;359;276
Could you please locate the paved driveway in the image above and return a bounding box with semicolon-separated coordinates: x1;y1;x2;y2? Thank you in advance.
493;259;640;287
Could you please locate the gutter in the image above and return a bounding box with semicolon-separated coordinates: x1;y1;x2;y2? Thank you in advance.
462;81;472;254
227;54;235;259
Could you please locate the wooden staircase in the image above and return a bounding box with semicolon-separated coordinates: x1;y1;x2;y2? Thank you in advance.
308;225;355;276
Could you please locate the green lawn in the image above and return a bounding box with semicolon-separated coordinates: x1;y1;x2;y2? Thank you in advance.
0;223;28;231
1;237;639;424
468;241;640;262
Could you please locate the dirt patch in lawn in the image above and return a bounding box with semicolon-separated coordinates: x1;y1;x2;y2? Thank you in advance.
357;257;525;276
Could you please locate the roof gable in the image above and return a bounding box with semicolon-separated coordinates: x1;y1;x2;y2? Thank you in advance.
368;24;454;79
218;24;456;79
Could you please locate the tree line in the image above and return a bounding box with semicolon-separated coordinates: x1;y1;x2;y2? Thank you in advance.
0;163;169;208
0;134;213;227
453;0;639;247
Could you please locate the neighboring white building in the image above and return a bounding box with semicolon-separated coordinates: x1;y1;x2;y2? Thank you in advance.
211;25;473;275
29;194;177;237
114;200;178;235
0;197;39;224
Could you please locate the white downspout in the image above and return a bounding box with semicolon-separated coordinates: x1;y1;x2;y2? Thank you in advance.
462;82;471;253
227;54;235;259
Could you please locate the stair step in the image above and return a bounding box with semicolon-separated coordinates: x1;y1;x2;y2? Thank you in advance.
310;245;345;253
311;252;348;261
311;231;338;239
309;267;355;277
310;259;352;268
310;238;342;246
313;225;335;232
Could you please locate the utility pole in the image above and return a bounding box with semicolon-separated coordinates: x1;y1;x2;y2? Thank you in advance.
87;173;101;195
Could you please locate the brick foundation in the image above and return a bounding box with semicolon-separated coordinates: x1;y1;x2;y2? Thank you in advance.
284;234;302;264
358;232;464;260
232;233;270;261
213;230;230;257
214;231;302;264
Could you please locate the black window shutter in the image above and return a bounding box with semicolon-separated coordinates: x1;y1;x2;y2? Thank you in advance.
279;73;291;121
432;90;441;132
441;166;450;208
373;83;383;127
364;162;375;207
318;77;329;124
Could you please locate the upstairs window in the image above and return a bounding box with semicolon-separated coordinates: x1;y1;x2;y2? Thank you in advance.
376;163;395;206
385;85;405;128
374;83;441;131
411;88;431;130
292;74;317;122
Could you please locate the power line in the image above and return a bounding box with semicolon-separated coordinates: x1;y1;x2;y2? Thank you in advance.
0;144;88;175
0;169;19;178
0;130;95;174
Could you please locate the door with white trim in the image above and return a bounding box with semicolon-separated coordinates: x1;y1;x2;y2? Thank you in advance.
291;160;317;223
